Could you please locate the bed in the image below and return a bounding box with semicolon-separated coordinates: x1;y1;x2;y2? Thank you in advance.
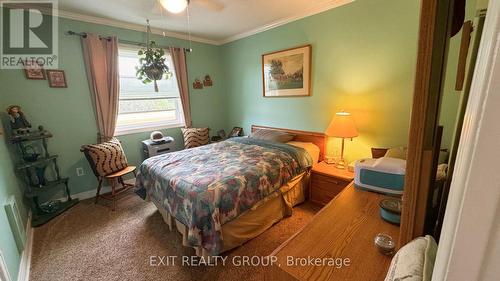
135;125;326;256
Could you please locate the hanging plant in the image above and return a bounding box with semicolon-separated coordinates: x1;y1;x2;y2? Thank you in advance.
135;41;172;92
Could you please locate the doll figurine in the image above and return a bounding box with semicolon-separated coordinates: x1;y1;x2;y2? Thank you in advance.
6;105;31;134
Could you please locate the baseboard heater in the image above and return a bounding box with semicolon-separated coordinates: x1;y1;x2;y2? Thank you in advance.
4;196;27;253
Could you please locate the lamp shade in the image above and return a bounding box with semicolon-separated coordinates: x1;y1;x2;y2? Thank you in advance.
325;112;358;138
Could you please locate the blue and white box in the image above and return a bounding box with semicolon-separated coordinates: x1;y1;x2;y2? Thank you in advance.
354;157;405;195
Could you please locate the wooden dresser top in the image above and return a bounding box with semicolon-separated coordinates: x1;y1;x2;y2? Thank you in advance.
312;162;355;181
268;183;400;281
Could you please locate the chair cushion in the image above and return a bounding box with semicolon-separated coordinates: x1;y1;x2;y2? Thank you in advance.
181;127;210;149
82;138;128;177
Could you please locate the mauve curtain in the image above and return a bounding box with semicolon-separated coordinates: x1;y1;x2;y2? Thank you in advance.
81;33;119;142
169;47;192;128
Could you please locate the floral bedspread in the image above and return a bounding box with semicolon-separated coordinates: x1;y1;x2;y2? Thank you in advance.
135;137;312;255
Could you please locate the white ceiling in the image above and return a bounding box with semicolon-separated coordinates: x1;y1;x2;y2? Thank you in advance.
56;0;353;45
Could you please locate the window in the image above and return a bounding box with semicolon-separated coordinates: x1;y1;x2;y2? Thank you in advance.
115;44;184;135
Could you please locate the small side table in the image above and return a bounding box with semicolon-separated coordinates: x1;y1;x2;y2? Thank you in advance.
310;161;355;205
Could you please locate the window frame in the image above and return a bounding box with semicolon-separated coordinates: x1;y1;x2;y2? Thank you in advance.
114;44;185;136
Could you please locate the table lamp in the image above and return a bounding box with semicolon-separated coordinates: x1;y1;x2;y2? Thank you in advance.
325;111;358;169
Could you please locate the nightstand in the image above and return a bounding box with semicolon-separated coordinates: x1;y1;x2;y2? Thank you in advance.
310;161;355;205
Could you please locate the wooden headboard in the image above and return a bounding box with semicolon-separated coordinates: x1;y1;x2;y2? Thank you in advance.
251;125;327;161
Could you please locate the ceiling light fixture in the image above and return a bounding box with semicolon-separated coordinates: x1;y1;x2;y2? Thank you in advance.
159;0;189;14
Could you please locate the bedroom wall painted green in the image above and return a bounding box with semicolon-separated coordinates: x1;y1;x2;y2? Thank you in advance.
221;0;420;163
0;17;226;195
0;136;27;281
0;0;472;201
0;2;479;278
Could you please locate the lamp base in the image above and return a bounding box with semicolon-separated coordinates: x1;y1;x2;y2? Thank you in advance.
336;158;347;170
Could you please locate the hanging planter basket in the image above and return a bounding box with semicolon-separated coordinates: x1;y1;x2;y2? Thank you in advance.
136;41;172;92
136;21;172;92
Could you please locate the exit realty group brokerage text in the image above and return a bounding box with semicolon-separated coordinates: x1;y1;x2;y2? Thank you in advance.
149;255;352;268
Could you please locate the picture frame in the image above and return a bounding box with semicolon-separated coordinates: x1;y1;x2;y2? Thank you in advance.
46;70;67;88
228;127;243;138
24;62;46;80
262;45;311;97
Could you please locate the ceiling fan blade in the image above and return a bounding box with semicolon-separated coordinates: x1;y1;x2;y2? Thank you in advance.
192;0;224;12
151;0;164;15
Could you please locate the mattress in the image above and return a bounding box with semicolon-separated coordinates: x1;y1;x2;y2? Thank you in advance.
151;172;309;257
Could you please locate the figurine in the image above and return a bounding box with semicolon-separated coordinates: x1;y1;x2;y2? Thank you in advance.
193;78;203;89
6;105;31;134
203;75;213;87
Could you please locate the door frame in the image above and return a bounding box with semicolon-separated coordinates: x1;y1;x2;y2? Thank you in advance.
399;0;455;245
432;0;500;279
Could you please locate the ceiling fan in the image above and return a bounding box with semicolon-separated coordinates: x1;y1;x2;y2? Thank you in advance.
158;0;224;14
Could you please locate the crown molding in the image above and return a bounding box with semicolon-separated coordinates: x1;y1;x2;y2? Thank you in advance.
43;0;353;46
57;9;220;45
218;0;354;45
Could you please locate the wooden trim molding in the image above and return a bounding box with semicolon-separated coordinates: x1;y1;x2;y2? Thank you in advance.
455;20;473;91
399;0;455;246
28;1;354;46
217;0;354;44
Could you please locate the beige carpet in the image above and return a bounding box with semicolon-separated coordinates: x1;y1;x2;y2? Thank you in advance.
30;191;320;281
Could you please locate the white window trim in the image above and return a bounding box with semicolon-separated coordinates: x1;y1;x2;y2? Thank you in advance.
115;44;185;135
115;122;185;136
115;100;186;135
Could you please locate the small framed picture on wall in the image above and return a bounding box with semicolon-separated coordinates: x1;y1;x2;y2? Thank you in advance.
46;70;68;88
24;62;46;80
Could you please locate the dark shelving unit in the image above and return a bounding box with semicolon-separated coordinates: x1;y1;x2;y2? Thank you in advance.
11;129;78;227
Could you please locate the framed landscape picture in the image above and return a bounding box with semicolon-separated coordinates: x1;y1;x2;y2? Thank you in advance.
262;45;311;97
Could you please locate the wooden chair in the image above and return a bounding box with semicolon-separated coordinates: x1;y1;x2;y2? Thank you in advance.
81;141;136;211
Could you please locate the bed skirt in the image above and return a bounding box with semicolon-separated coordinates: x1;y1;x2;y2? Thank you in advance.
150;171;309;257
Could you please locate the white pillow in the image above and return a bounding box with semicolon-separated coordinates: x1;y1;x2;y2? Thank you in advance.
286;141;320;164
385;235;437;281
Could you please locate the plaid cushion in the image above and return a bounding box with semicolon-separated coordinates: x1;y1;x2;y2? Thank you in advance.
181;127;209;149
81;138;128;177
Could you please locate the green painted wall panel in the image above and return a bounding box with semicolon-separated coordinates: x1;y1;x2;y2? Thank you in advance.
0;17;226;195
221;0;420;163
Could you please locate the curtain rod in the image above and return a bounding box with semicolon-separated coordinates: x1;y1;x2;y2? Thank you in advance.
65;31;193;52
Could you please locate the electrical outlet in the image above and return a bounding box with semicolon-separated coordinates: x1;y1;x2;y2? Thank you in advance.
76;167;85;176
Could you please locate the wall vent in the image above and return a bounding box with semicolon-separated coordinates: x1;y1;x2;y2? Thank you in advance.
4;196;26;253
0;251;12;281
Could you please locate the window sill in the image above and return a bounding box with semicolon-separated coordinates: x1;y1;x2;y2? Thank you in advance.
114;123;185;136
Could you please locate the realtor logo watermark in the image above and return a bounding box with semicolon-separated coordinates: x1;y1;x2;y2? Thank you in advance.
0;0;58;69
